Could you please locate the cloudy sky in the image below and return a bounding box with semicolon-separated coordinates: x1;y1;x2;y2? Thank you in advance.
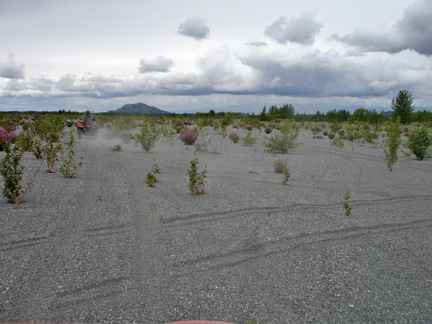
1;0;431;114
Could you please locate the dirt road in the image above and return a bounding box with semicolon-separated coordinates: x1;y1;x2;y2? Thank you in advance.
1;129;431;323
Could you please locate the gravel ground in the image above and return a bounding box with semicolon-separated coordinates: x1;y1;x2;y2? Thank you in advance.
0;127;431;324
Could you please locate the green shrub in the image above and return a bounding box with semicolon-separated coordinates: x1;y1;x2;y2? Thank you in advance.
331;137;344;148
15;129;35;152
132;122;160;152
384;119;402;171
263;127;298;154
32;115;66;172
60;131;83;178
188;158;207;195
407;128;431;160
242;131;257;146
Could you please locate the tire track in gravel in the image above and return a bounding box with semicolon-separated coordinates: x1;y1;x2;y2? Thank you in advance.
161;194;432;226
116;148;169;322
170;218;432;277
0;235;51;252
19;141;101;322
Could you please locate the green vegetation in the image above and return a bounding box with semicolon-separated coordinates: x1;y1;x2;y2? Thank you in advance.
1;145;24;203
111;144;122;152
273;159;286;173
242;130;258;146
229;132;240;143
146;163;161;188
0;98;430;207
282;163;290;185
132;121;160;152
384;118;402;171
344;189;352;216
407;127;432;160
60;130;83;178
263;125;298;154
187;158;208;195
391;89;415;125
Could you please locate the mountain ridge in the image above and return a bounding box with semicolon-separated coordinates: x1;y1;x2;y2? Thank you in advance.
108;103;171;115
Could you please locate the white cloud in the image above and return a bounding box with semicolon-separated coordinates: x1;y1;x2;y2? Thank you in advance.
138;56;173;73
264;12;323;45
0;55;25;79
178;17;210;40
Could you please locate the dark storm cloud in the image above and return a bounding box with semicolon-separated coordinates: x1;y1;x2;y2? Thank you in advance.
331;0;432;56
0;55;25;79
138;56;173;73
264;12;323;45
178;17;210;40
238;51;407;98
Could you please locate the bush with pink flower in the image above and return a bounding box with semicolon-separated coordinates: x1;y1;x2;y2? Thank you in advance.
0;126;17;150
179;131;199;145
264;126;273;134
311;125;323;134
327;131;336;139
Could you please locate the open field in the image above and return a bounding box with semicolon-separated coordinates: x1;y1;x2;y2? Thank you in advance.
1;127;432;323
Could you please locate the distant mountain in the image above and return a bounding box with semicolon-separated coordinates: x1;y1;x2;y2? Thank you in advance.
108;103;171;115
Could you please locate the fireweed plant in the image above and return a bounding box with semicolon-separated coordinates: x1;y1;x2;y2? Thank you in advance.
179;131;199;145
187;158;208;195
0;126;17;150
1;144;24;203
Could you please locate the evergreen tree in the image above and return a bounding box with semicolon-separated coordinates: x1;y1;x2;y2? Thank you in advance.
391;89;415;124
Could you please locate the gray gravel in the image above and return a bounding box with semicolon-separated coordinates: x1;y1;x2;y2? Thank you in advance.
1;128;431;324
